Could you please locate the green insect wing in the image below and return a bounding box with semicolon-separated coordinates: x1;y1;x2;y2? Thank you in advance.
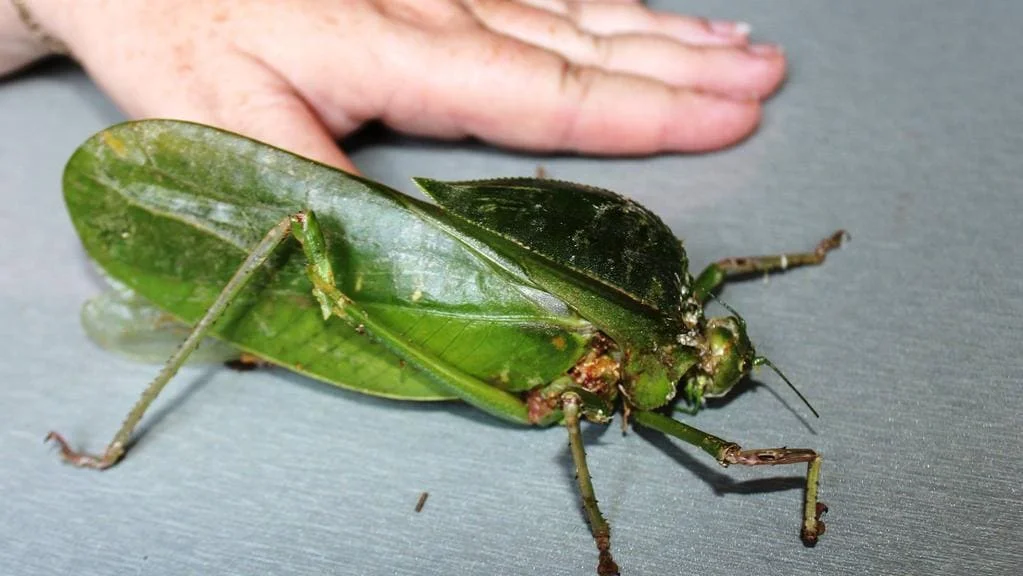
415;177;691;318
63;120;593;401
80;279;242;364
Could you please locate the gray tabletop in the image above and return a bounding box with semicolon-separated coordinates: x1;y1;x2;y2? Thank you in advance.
2;1;1021;575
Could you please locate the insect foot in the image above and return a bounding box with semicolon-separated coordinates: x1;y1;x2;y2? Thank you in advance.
596;534;619;576
802;503;829;546
817;230;849;257
45;432;123;469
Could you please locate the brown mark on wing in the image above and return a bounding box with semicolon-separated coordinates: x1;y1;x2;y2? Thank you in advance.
551;335;567;351
100;130;128;158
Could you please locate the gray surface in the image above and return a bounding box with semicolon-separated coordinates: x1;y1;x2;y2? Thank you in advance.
2;1;1021;574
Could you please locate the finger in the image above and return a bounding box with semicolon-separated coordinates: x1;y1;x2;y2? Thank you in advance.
210;87;359;173
86;46;357;172
375;31;762;154
523;0;641;5
516;0;751;46
194;61;358;172
471;1;783;98
245;4;759;154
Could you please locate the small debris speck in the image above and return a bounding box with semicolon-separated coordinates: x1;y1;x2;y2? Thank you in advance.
415;491;429;513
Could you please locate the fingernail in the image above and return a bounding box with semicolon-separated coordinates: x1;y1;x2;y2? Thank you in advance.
748;43;784;57
709;20;752;38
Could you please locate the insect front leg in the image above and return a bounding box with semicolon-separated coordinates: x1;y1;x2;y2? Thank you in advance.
631;410;826;545
47;212;315;469
562;392;620;576
693;230;847;302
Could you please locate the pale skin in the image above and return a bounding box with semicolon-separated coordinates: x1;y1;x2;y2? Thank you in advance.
1;0;786;171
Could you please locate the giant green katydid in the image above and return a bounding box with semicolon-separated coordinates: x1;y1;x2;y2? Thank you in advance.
48;120;844;575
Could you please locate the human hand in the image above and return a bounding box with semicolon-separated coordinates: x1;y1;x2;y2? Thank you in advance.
15;0;785;172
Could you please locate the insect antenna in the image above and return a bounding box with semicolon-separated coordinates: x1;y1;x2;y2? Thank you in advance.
753;356;820;418
710;296;746;328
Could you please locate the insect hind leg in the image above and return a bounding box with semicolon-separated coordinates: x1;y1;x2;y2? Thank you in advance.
47;212;309;469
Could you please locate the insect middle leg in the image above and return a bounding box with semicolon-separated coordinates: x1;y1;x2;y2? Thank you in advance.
693;230;847;302
562;392;620;576
632;410;826;545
